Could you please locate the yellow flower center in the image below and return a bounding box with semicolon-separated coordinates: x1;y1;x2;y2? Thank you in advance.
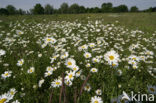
69;74;73;79
73;67;77;71
86;54;89;58
47;38;51;42
56;82;60;85
94;101;99;103
112;63;116;66
92;69;96;72
5;73;9;76
132;57;136;60
0;98;7;103
10;91;14;95
68;62;72;66
150;88;155;92
109;55;114;60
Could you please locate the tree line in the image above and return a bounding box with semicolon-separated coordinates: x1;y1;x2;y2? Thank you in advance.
0;2;156;15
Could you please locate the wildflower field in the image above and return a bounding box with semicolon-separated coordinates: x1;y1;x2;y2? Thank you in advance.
0;13;156;103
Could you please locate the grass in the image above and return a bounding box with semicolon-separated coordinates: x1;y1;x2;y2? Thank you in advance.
0;13;156;103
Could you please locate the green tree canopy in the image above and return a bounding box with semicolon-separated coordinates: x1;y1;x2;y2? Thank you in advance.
101;2;113;12
60;3;69;14
6;5;16;15
33;4;44;14
44;4;54;14
130;6;139;12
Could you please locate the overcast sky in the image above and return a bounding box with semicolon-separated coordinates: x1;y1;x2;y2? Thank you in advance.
0;0;156;10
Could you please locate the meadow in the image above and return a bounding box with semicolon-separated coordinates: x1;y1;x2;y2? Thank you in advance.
0;13;156;103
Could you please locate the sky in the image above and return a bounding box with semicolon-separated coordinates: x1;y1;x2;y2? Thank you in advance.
0;0;156;10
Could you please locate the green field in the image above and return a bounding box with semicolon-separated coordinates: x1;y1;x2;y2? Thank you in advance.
0;13;156;103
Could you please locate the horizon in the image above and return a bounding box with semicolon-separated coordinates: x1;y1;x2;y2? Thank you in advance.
0;0;156;11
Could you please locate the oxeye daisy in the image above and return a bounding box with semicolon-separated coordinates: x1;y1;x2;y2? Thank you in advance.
17;59;24;66
51;78;62;88
9;88;16;96
27;67;35;74
95;89;102;95
84;52;92;58
84;84;91;92
38;79;45;87
90;96;103;103
65;58;76;68
1;71;12;79
45;37;56;44
72;65;79;72
0;49;6;56
104;50;120;64
91;68;98;73
147;85;156;94
92;58;100;63
44;71;52;77
16;30;24;35
65;71;75;81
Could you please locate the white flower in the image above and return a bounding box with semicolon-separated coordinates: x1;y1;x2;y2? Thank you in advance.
38;79;45;87
16;30;24;35
1;71;12;79
89;43;96;48
104;50;120;64
12;100;20;103
91;68;98;73
65;58;76;68
17;59;24;66
0;93;13;103
147;85;156;94
84;84;91;92
9;88;16;96
95;89;102;95
46;66;54;72
44;71;52;77
51;78;62;88
90;96;103;103
27;67;35;74
92;58;100;63
84;52;92;58
65;71;75;81
0;49;6;56
45;37;56;44
72;65;79;72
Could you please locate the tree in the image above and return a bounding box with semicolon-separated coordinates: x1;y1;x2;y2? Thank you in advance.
0;8;9;15
130;6;138;12
32;4;44;14
101;2;113;12
60;3;69;14
69;4;80;14
17;9;26;15
113;5;128;12
44;4;54;14
79;6;86;13
6;5;16;15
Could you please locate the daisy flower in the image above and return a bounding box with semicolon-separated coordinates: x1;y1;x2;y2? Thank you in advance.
17;59;24;66
65;58;76;68
27;67;35;74
1;71;12;79
147;85;156;94
65;71;75;81
16;30;24;35
90;96;103;103
0;49;6;56
91;68;98;73
104;50;120;65
95;89;102;95
84;52;92;59
51;78;62;88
